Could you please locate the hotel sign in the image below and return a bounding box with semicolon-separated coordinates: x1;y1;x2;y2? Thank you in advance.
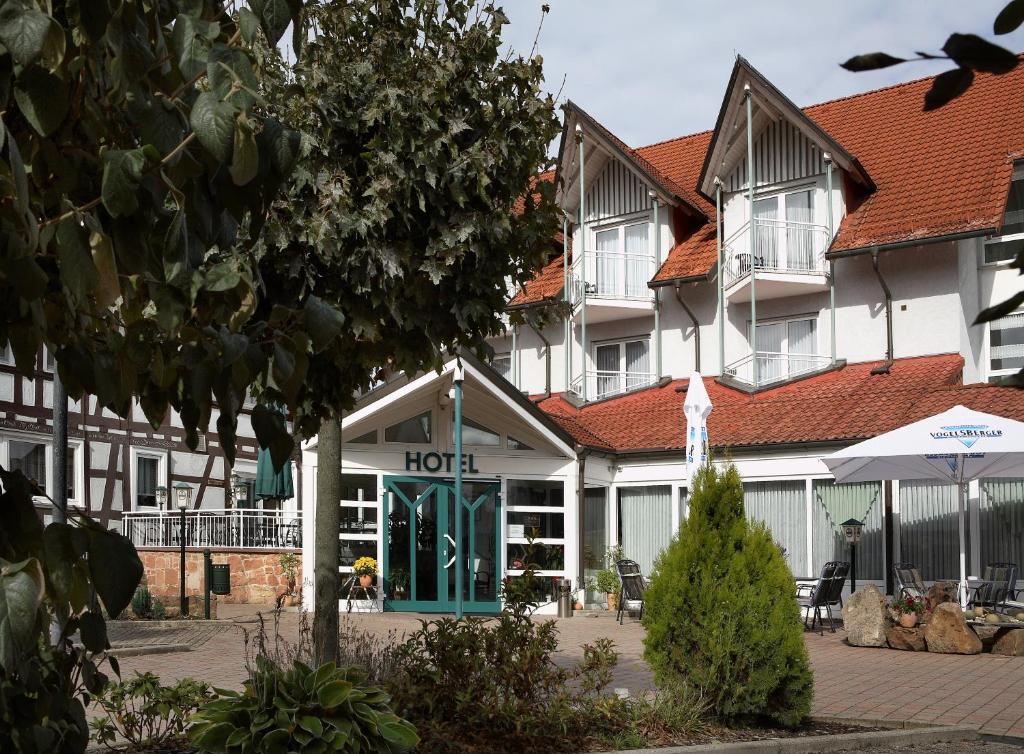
405;451;480;473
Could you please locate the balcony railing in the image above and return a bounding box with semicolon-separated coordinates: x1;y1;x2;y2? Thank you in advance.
122;509;302;550
568;250;655;307
569;370;657;401
722;218;830;289
724;352;832;388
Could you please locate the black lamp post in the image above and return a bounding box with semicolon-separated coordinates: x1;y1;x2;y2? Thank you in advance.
841;518;864;594
174;482;192;615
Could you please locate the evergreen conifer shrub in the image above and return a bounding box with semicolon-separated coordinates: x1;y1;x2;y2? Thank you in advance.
642;464;812;728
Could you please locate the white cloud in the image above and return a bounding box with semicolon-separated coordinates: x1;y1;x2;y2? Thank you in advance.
500;0;1022;147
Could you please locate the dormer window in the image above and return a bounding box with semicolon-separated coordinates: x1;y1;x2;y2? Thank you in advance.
592;221;650;299
984;163;1024;264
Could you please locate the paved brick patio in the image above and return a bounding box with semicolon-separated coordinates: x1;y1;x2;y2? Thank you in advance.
111;605;1024;738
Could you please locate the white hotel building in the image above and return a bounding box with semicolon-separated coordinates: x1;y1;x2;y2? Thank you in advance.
302;58;1024;614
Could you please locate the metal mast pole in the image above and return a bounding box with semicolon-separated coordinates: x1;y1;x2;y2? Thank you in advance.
454;363;465;620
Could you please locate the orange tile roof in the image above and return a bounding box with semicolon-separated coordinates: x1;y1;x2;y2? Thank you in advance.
515;62;1024;301
531;353;1024;453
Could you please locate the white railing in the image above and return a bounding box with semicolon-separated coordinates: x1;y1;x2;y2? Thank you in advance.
122;509;302;550
568;250;655;307
722;218;830;288
724;352;832;388
570;370;657;401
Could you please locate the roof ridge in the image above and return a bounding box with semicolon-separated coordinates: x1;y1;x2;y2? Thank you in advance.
636;129;714;152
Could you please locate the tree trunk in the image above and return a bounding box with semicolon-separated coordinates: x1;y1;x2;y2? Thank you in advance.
313;416;341;665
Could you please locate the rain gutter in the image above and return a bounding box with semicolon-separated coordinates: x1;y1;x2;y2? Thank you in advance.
870;250;894;375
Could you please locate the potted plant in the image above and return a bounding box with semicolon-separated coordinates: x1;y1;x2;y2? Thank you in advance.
279;553;300;607
353;556;378;589
390;568;409;600
594;568;620;612
891;595;925;627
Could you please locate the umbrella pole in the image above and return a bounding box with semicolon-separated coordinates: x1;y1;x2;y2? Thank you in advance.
958;481;968;609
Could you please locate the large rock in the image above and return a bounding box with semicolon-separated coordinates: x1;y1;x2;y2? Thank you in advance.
924;603;982;654
992;628;1024;656
885;625;927;651
925;581;958;610
842;585;890;647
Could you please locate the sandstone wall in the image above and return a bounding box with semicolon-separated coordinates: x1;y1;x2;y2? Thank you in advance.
138;548;302;605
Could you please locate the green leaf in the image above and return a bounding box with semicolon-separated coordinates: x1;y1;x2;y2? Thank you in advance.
0;557;44;670
42;523;87;604
251;404;294;473
0;1;52;67
230;113;259;186
208;43;259;109
13;65;69;136
378;715;420;749
101;149;146;218
251;0;292;45
0;255;48;302
924;67;975;111
171;14;219;81
996;0;1024;34
839;52;906;72
942;33;1019;75
89;231;121;309
56;218;101;305
317;679;353;708
190;91;236;162
298;715;323;737
239;7;260;44
205;261;241;292
79;610;108;653
82;520;143;619
304;296;345;351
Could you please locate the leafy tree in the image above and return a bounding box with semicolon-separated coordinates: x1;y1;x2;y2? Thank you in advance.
258;0;560;659
642;463;813;728
841;0;1024;383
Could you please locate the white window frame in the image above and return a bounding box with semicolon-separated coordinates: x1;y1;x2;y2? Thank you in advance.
505;477;567;580
987;310;1024;377
383;409;434;446
749;185;818;271
130;448;168;511
591;336;651;398
588;217;652;299
983;163;1024;267
748;314;819;357
0;343;12;365
0;434;85;509
491;353;512;381
43;347;55;372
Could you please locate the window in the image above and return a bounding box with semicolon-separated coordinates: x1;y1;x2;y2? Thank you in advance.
985;163;1024;264
492;354;511;381
384;411;431;443
0;343;11;365
10;441;46;493
349;429;378;445
751;187;817;271
506;479;566;574
455;416;500;446
618;486;672;577
135;455;160;508
44;348;55;371
750;316;818;383
507;435;534;451
591;220;650;298
593;338;650;398
65;446;77;502
990;311;1024;375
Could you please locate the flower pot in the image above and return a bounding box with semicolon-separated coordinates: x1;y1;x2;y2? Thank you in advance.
359;574;373;588
394;589;407;601
898;612;919;628
283;594;298;607
607;593;618;612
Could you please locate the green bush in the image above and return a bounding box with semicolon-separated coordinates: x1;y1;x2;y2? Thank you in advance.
189;657;418;754
642;463;812;728
90;672;213;750
131;587;153;619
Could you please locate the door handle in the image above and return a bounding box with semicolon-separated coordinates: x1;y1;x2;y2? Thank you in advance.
444;533;456;568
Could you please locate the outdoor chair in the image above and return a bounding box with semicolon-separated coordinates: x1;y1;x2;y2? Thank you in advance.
969;562;1021;613
615;559;646;625
893;562;928;601
796;561;849;635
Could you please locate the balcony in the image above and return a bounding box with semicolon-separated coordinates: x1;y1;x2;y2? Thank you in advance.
723;352;832;389
568;250;655;323
123;508;302;550
570;369;657;401
722;218;830;302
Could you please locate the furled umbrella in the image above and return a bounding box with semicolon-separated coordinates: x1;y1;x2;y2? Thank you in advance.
683;371;713;490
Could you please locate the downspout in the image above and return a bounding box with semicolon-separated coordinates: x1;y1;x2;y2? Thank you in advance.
870;249;894;375
715;178;724;376
577;125;588;401
510;326;518;389
825;154;837;366
527;321;551;398
745;84;757;388
674;282;701;372
576;446;589;599
651;193;662;379
563;214;570;392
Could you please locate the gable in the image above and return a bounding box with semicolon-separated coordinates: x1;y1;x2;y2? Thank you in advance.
585;159;654;222
724;118;827;192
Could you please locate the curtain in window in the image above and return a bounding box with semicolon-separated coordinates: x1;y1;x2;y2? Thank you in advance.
623;223;649;298
979;478;1024;571
625;340;649;389
990;313;1024;372
899;480;959;580
812;480;883;580
618;486;672;577
492;356;511;380
744;481;806;573
594;228;618;297
785;190;815;270
136;457;158;507
583;488;608;577
754;322;785;383
752;197;778;269
787;319;817;375
595;343;620;398
10;441;46;493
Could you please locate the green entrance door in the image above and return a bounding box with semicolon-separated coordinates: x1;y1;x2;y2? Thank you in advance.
383;476;501;613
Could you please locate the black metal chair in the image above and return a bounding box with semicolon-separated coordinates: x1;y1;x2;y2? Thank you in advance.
893;562;927;601
796;561;850;634
615;559;646;625
970;562;1020;613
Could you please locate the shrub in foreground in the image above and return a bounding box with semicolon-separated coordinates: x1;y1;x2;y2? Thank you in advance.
90;672;212;750
642;463;813;728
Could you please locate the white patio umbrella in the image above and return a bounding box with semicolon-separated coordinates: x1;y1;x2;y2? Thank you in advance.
683;372;713;490
823;404;1024;605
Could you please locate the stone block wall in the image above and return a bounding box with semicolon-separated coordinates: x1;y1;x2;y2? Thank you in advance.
137;548;302;605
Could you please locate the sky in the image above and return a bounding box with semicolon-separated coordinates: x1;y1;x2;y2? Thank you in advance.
499;0;1024;148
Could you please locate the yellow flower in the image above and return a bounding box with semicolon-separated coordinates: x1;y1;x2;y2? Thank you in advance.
353;556;378;576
